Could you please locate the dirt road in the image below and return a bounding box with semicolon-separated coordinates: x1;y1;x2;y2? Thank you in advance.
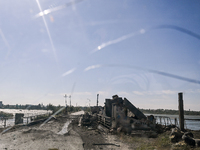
0;116;84;150
0;110;132;150
0;111;86;150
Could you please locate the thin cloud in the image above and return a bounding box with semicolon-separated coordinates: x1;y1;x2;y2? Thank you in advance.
0;27;11;59
62;68;76;77
97;91;109;96
133;91;144;95
186;89;200;94
74;92;92;96
36;0;58;62
117;91;130;96
34;0;83;18
84;65;101;71
161;90;178;95
132;90;178;96
91;29;145;53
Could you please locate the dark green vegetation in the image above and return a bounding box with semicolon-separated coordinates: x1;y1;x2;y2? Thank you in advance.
46;104;82;113
2;104;47;110
2;104;200;116
1;103;82;113
0;111;13;118
119;131;200;150
139;109;200;116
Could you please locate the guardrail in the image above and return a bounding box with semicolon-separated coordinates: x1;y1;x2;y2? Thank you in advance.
154;116;179;126
23;113;51;125
0;117;12;128
97;114;112;128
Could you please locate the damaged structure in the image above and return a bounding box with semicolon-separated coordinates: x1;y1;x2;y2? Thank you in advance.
98;95;156;132
78;94;200;148
80;95;156;135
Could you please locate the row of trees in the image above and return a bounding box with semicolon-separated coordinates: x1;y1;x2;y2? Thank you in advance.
2;104;46;110
46;104;83;113
3;103;199;116
0;111;13;118
1;103;84;113
139;108;200;116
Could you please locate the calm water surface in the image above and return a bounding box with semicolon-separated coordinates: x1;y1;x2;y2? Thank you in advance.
146;113;200;130
1;110;199;130
0;109;52;127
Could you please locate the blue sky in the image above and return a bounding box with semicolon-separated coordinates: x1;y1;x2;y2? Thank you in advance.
0;0;200;110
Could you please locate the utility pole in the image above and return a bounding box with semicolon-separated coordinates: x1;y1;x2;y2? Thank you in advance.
87;99;91;107
64;94;67;107
69;95;71;107
178;92;184;131
97;94;99;106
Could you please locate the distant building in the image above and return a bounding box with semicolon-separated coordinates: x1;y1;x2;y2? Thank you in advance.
0;101;3;108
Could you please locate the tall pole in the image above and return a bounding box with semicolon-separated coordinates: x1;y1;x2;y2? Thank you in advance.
69;95;71;107
97;94;99;106
87;99;91;107
64;94;67;107
178;92;184;131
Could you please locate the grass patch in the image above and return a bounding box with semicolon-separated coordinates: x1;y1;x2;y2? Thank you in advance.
118;131;172;150
138;132;171;150
116;131;200;150
0;111;13;118
154;132;171;149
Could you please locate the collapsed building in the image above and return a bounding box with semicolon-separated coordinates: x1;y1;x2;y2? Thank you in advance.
98;95;155;132
79;95;200;147
81;95;156;134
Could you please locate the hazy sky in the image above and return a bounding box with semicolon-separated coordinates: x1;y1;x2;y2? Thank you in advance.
0;0;200;110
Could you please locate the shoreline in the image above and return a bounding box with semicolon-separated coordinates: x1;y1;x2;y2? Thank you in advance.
0;116;84;150
1;114;200;150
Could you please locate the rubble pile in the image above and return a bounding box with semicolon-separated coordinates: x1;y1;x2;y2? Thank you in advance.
76;95;200;148
170;127;200;148
78;95;158;138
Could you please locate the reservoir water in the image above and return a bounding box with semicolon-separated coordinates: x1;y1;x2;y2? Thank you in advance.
0;109;52;127
0;109;199;130
145;113;200;130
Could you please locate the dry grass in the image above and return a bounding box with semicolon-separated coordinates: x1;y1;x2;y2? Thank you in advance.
117;131;200;150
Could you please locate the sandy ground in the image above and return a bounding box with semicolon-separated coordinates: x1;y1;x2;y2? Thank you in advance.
73;124;132;150
0;112;85;150
2;111;199;150
0;111;132;150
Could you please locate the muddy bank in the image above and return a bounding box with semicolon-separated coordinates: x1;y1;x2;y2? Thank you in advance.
1;113;200;150
0;116;84;150
73;125;107;150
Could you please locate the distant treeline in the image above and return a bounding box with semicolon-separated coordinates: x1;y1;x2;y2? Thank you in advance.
0;111;13;118
3;104;199;116
2;104;46;110
139;108;200;116
46;104;83;113
1;103;87;114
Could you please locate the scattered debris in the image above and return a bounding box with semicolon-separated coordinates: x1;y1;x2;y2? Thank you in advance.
92;143;120;147
195;139;200;147
182;132;195;146
170;127;184;143
57;120;72;135
77;95;162;141
169;127;200;148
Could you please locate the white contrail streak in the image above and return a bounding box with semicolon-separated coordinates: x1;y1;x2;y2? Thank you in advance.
84;64;101;71
36;0;58;61
39;107;66;128
35;0;83;18
91;29;146;53
0;28;11;59
62;68;76;76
